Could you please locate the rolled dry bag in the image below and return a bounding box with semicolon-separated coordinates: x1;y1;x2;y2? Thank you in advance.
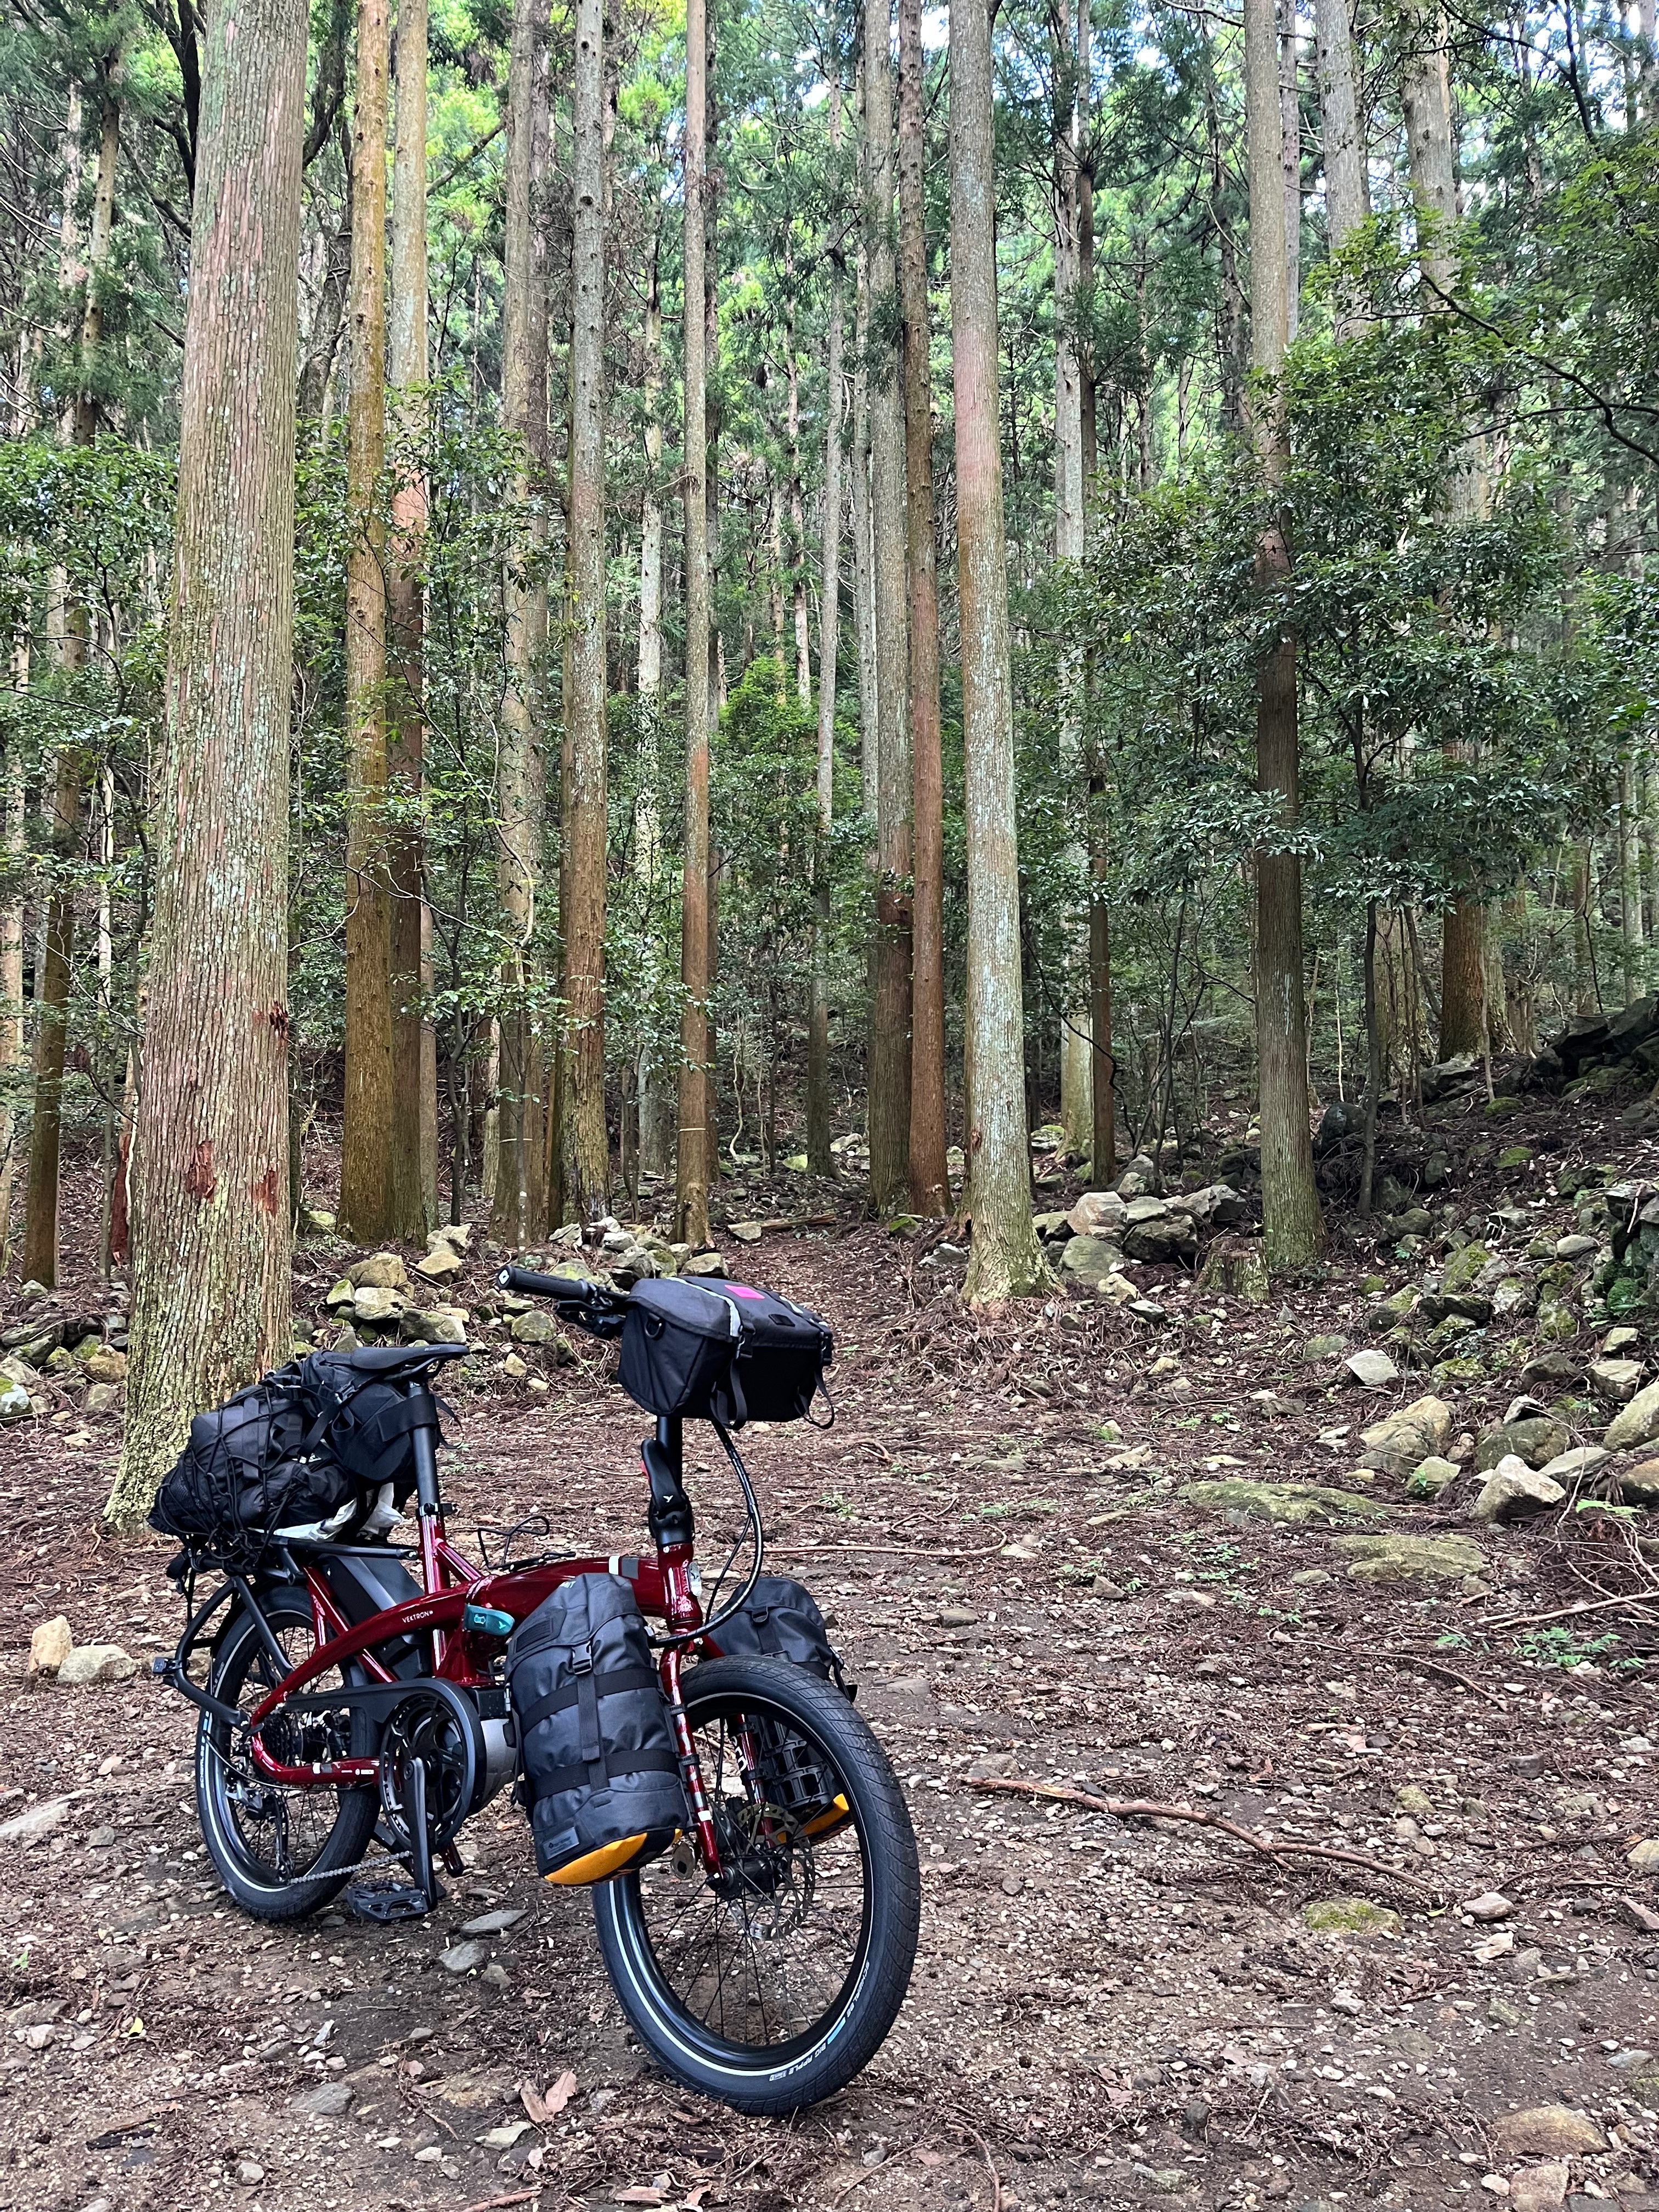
507;1573;689;1884
707;1576;855;1838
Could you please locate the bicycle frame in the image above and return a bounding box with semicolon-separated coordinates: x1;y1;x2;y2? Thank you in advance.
206;1394;727;1874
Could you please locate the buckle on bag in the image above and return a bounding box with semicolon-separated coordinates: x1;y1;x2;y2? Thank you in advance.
568;1640;596;1677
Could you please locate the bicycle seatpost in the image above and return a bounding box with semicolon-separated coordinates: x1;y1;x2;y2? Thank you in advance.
409;1386;442;1516
643;1414;693;1550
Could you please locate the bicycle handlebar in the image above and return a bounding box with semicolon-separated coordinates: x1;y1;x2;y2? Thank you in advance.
496;1263;629;1337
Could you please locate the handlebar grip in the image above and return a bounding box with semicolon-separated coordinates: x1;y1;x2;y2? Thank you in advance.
496;1263;622;1307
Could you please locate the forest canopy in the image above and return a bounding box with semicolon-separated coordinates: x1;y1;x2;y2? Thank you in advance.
0;0;1656;1515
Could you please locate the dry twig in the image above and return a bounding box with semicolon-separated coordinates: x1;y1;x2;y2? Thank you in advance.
965;1776;1436;1897
948;2117;1003;2212
1384;1650;1510;1709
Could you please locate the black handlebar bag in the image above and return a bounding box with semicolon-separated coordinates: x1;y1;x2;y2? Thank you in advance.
507;1573;689;1884
618;1276;833;1428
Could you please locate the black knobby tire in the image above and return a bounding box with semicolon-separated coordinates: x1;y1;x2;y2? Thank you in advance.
195;1589;380;1922
592;1655;920;2114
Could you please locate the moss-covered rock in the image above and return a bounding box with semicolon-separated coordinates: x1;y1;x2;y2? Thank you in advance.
1304;1896;1403;1938
1181;1480;1387;1526
1332;1530;1486;1581
1441;1243;1492;1293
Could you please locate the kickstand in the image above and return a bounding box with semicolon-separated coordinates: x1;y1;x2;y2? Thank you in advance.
407;1758;442;1910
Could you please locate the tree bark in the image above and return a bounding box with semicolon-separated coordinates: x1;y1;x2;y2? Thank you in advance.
808;172;845;1184
1314;0;1369;334
898;0;947;1214
636;215;673;1178
865;0;913;1216
1245;0;1323;1269
560;0;610;1220
1279;0;1301;343
1052;0;1091;1161
388;0;434;1239
1402;2;1485;1060
0;729;21;1259
23;67;119;1286
676;0;712;1246
850;182;878;809
493;0;551;1245
110;0;304;1525
338;0;395;1240
951;0;1050;1303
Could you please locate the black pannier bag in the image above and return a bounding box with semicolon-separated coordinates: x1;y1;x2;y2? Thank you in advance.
298;1350;445;1505
708;1576;855;1838
507;1572;690;1884
708;1575;852;1697
618;1277;833;1429
149;1366;350;1547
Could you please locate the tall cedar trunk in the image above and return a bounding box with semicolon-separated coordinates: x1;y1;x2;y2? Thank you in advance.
23;74;118;1286
1314;0;1369;335
110;0;304;1525
1621;758;1645;1001
786;283;811;707
865;0;912;1215
1052;0;1091;1160
676;0;712;1246
898;0;947;1212
387;0;433;1238
1403;1;1485;1059
703;30;722;1192
951;0;1049;1303
850;180;878;807
1279;0;1300;342
337;0;395;1239
560;0;610;1218
0;738;21;1257
636;218;673;1177
494;0;550;1243
808;168;844;1182
1245;0;1323;1268
1077;16;1114;1182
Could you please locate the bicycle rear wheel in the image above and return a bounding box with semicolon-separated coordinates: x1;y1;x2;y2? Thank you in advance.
592;1655;919;2114
195;1589;380;1921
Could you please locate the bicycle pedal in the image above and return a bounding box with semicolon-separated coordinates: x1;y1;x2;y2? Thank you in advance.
346;1877;443;1924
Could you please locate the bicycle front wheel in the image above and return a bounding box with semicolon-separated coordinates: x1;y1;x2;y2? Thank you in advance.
592;1655;919;2114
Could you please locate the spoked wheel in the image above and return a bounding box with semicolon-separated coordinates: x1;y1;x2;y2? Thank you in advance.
195;1589;379;1921
592;1655;919;2114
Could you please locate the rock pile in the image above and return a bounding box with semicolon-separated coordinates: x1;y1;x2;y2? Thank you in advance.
1037;1160;1246;1297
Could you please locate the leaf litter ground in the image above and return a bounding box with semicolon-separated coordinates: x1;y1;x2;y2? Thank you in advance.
2;1092;1658;2212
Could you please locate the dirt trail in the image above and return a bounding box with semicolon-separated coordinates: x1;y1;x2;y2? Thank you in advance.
3;1092;1658;2212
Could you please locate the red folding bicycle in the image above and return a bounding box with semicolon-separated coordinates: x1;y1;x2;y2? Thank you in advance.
156;1266;920;2114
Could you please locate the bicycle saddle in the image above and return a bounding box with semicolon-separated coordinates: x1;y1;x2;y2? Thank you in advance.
336;1342;472;1376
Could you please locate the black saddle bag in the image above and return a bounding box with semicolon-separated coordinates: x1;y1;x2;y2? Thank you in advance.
298;1350;447;1504
507;1573;689;1884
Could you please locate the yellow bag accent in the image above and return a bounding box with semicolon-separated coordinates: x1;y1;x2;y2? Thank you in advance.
800;1793;851;1839
544;1832;650;1886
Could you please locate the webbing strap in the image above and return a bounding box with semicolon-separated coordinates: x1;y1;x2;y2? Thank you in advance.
515;1664;661;1741
534;1746;682;1795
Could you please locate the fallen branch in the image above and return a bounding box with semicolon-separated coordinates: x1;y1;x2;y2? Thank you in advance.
964;1777;1436;1897
770;1541;1013;1561
1384;1649;1510;1709
1480;1592;1659;1632
458;2193;542;2212
947;2118;1003;2212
